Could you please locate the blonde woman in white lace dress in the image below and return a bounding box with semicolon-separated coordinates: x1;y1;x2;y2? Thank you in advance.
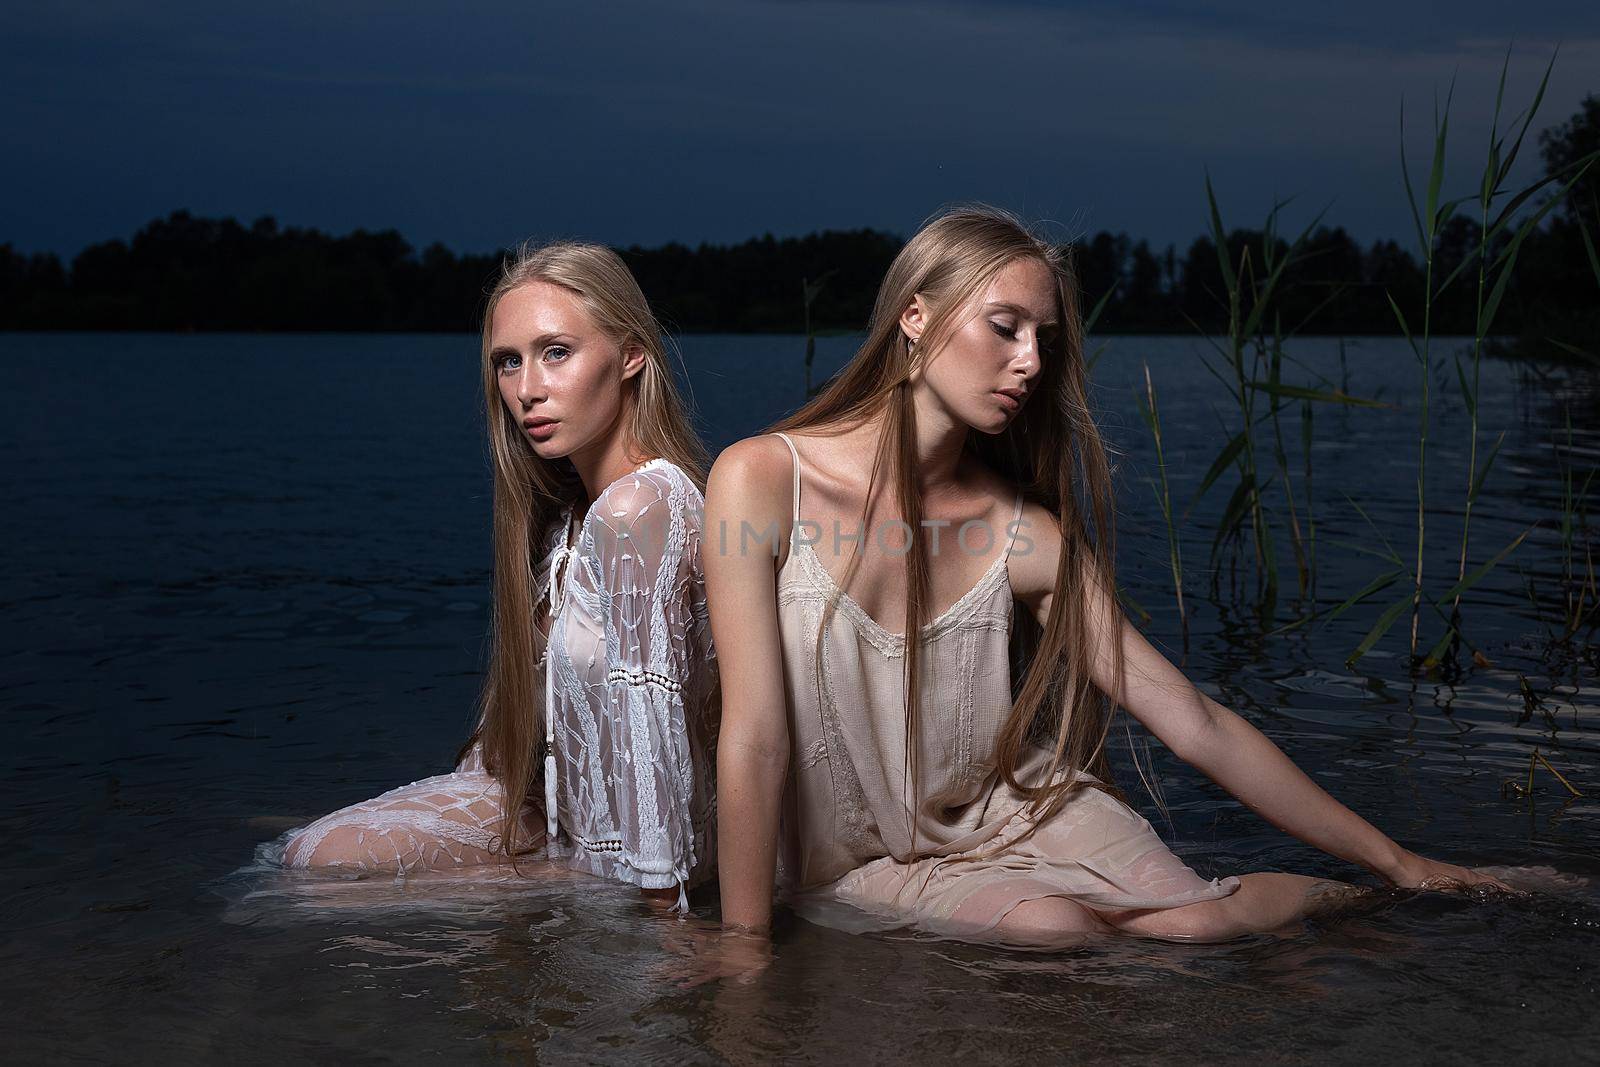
276;242;719;912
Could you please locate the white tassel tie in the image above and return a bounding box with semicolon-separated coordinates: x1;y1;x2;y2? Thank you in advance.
542;509;577;861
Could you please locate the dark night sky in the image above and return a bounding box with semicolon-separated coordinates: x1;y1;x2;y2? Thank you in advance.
4;1;1596;257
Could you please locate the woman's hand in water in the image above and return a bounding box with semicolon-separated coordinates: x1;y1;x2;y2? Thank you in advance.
656;918;774;989
1383;850;1525;896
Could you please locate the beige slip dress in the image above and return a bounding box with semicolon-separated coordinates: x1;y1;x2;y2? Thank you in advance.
766;431;1240;943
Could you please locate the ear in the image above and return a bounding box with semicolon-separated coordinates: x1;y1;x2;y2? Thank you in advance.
898;293;928;344
620;342;648;381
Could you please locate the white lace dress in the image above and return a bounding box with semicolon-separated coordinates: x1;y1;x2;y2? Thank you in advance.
276;459;719;910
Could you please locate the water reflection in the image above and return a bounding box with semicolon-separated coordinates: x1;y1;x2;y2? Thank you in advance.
3;333;1597;1060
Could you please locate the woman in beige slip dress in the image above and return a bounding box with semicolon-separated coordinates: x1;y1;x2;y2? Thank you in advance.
765;428;1240;936
690;204;1525;980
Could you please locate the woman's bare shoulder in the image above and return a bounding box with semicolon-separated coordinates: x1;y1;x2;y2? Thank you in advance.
708;435;793;502
1008;497;1063;614
705;435;796;567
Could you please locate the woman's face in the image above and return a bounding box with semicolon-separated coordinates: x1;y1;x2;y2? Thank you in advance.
903;255;1057;434
489;280;644;461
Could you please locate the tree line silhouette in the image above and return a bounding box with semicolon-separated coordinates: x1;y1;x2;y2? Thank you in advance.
2;96;1593;346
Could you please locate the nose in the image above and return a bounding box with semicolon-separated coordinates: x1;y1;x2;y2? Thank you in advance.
515;361;547;408
1015;332;1042;380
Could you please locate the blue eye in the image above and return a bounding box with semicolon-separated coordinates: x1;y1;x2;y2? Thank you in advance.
545;345;571;362
497;353;523;372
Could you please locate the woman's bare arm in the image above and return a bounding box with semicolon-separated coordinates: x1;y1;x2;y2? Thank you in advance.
703;437;795;931
1013;501;1429;885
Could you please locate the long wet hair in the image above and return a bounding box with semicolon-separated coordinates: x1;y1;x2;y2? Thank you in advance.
764;204;1134;860
459;240;710;861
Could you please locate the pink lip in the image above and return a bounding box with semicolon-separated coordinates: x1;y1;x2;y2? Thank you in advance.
523;418;558;440
994;391;1021;412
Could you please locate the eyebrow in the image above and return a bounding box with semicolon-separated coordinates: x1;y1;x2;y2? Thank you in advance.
489;332;577;358
984;301;1059;329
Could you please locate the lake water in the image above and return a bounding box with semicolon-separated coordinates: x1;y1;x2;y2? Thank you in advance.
3;332;1596;1063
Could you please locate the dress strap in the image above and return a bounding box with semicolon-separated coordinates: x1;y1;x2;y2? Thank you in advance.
769;432;802;527
1000;488;1025;563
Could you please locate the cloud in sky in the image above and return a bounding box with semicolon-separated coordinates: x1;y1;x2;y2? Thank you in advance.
3;1;1596;256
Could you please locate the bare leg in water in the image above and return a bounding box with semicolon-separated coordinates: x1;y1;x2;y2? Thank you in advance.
1100;873;1377;942
992;874;1382;947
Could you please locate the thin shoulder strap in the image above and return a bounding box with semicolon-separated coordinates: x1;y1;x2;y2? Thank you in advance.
769;432;802;526
1000;488;1025;562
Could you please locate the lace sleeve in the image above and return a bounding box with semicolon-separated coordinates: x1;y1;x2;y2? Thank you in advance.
581;472;703;907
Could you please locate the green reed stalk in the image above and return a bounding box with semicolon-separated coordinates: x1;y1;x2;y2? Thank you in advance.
1188;184;1378;621
801;271;835;400
1448;65;1505;648
1401;50;1590;667
1139;362;1187;648
1263;323;1312;600
1344;50;1591;668
1556;407;1600;638
1200;177;1268;599
1301;398;1317;603
1198;187;1281;612
1083;286;1115;374
1504;746;1587;799
1448;51;1557;641
1401;86;1455;665
1561;198;1600;639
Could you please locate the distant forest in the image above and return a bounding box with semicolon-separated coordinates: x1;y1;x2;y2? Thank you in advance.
3;97;1595;343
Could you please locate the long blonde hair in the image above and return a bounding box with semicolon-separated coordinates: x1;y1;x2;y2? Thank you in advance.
764;204;1131;860
460;240;710;861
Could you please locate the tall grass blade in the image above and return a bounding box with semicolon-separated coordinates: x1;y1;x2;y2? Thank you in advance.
1400;99;1428;257
1385;292;1421;361
1493;47;1558;188
1422;623;1457;669
1204;172;1237;297
1471;431;1506;503
1341;490;1404;565
1574;193;1600;285
1324;568;1406;628
1348;587;1417;664
1186;429;1247;517
1454;353;1475;420
1244;381;1390;408
1424;80;1456;238
1242;206;1329;339
1210;475;1258;564
1548;339;1600;365
1434;525;1535;604
1487;154;1597;241
1083;285;1115;335
1140;363;1187;645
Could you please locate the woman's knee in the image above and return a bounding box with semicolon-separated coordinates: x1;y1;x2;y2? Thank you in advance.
992;895;1110;944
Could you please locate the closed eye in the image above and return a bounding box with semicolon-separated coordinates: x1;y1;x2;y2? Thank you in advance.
989;322;1017;340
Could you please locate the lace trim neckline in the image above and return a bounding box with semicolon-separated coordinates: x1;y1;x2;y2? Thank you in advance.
787;536;1012;650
